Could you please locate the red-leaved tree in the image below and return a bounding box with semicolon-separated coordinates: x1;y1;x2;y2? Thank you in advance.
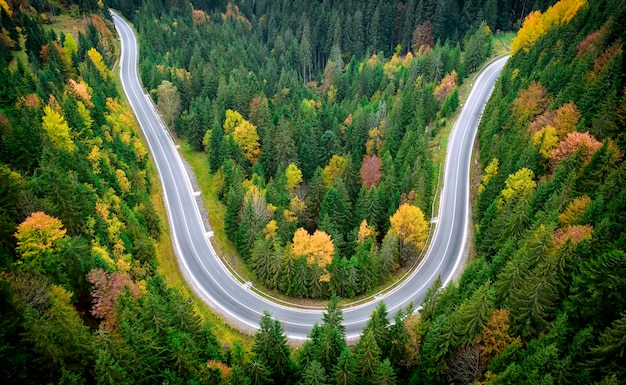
360;155;382;188
87;268;141;330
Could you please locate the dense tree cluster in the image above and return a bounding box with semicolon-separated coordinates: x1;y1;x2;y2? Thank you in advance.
0;4;227;383
463;0;626;383
128;0;514;298
5;0;626;384
221;0;626;383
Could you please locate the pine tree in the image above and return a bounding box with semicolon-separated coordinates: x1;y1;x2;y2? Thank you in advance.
252;311;294;384
332;348;358;385
419;276;443;322
246;359;272;385
566;249;626;330
387;310;409;370
364;301;391;358
301;360;328;385
509;257;559;338
589;313;626;380
354;329;382;384
318;324;346;374
456;280;494;344
372;358;397;385
323;294;345;336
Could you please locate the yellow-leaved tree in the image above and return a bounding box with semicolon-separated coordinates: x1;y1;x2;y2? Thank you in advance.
291;228;334;281
223;110;261;164
41;105;76;153
321;155;347;188
0;0;12;16
87;47;110;79
389;203;429;251
532;125;559;158
512;0;586;54
232;120;260;163
558;195;592;226
500;168;536;206
285;163;303;190
478;158;499;195
223;109;244;134
357;219;376;243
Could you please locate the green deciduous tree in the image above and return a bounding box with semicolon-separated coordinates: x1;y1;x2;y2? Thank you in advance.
156;80;181;129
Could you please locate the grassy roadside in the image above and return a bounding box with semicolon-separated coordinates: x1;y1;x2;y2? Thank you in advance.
492;32;516;56
177;142;256;283
150;177;253;349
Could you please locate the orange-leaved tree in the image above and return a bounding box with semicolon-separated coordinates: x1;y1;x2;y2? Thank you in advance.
434;70;458;103
475;309;519;368
549;131;602;165
553;224;593;249
513;81;552;123
15;212;68;279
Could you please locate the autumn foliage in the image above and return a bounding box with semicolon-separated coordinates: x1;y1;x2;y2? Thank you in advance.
389;204;429;250
360;155;382;189
41;105;76;153
511;11;544;54
322;155;348;188
513;81;552;123
476;309;518;367
532;125;559;158
549;131;602;164
87;268;141;330
529;102;581;136
223;109;261;163
15;212;66;260
233;119;261;163
500;168;536;205
412;20;434;53
291;228;335;271
192;9;209;26
553;224;593;248
478;158;499;195
434;70;458;103
357;220;375;243
559;195;592;226
285;163;303;190
512;0;586;54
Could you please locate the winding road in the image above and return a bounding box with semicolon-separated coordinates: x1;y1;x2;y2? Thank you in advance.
112;11;508;341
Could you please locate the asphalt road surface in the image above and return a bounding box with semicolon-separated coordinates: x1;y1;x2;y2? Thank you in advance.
112;11;508;341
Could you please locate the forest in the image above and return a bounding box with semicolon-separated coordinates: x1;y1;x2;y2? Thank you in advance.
110;0;507;299
1;0;625;384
